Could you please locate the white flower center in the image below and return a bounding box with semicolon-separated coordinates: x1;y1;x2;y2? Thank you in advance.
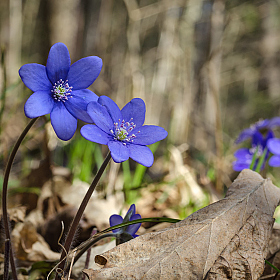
250;145;263;157
110;118;140;145
51;79;73;102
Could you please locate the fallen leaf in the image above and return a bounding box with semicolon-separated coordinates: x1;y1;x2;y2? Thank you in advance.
85;169;280;279
261;224;280;279
13;221;60;262
54;178;122;230
73;240;116;279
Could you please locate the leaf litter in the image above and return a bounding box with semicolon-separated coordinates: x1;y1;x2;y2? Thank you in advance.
84;169;280;280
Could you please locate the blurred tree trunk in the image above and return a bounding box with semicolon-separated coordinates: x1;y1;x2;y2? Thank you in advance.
259;0;280;101
188;0;225;191
8;0;22;83
48;0;81;58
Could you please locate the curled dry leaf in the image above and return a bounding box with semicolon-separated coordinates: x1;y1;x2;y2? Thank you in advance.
13;221;60;262
84;170;280;280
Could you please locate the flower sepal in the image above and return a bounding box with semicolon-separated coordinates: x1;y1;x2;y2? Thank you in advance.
115;231;134;246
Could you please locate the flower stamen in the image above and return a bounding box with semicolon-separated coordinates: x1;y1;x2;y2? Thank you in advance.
51;79;73;102
113;118;140;145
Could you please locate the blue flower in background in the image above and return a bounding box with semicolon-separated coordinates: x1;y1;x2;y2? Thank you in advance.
80;96;168;167
109;204;141;245
235;118;280;144
267;138;280;167
232;117;280;171
19;42;102;141
233;130;273;171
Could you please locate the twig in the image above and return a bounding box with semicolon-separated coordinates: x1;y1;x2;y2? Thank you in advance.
67;251;76;280
47;222;67;280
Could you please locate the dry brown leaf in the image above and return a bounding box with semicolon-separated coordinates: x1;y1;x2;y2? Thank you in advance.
85;169;280;280
262;224;280;279
12;221;60;262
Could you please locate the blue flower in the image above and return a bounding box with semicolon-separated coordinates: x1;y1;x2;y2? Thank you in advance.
235;117;280;144
267;138;280;167
80;96;168;167
109;204;141;245
19;42;102;141
233;131;273;171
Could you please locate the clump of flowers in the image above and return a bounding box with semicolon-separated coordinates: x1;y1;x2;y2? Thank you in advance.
233;118;280;171
109;204;142;245
3;42;172;280
81;96;168;167
19;42;102;140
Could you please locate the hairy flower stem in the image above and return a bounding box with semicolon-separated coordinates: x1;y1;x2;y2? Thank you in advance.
55;152;112;279
4;239;10;280
2;117;38;280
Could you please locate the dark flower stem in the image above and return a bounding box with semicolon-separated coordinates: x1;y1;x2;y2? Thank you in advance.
55;152;112;279
2;117;38;280
4;239;10;280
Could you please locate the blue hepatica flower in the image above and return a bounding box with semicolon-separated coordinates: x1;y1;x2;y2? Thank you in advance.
235;118;280;144
80;96;168;167
19;42;102;141
109;204;141;245
233;131;273;171
267;138;280;167
232;117;280;171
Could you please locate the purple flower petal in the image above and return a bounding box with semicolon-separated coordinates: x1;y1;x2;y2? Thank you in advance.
87;101;114;133
46;43;71;84
108;141;129;163
64;89;98;123
269;155;280;167
19;64;52;92
232;161;250;171
24;91;54;118
131;125;168;145
255;119;269;129
128;144;154;167
50;103;77;141
109;214;123;233
71;89;99;103
267;138;280;155
127;204;136;216
264;130;275;145
80;124;110;145
98;96;122;124
252;131;263;146
235;128;255;144
235;119;270;144
234;148;251;159
126;214;141;236
67;56;102;90
121;98;146;128
268;117;280;128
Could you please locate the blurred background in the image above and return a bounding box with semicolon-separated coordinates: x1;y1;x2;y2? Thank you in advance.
1;0;280;248
2;0;280;276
